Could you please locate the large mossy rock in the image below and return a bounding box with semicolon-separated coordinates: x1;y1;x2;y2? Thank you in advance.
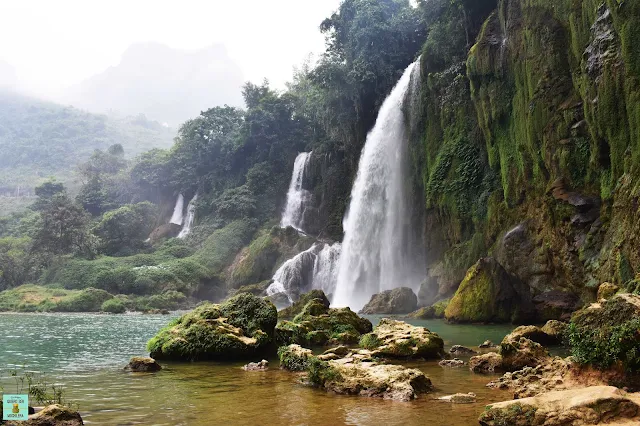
479;386;640;426
445;257;534;323
359;319;444;359
359;287;418;314
147;293;277;361
278;289;330;320
278;344;313;371
275;292;372;347
306;356;432;401
567;293;640;371
125;356;162;372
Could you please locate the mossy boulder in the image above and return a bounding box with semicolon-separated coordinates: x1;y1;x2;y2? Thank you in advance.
360;287;418;314
278;289;330;320
306;356;432;401
147;293;277;361
445;258;534;323
228;281;271;297
597;282;620;300
278;344;313;371
408;298;450;319
567;293;640;371
275;294;372;347
359;319;444;359
125;356;162;372
499;336;549;371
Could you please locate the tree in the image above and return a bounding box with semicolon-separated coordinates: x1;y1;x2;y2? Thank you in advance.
93;202;157;256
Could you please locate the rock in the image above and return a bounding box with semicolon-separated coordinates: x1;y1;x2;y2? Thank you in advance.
229;281;270;297
486;357;572;398
147;293;277;361
407;306;435;319
148;223;181;243
359;319;444;359
532;290;579;322
541;320;567;344
275;295;372;347
495;222;554;295
242;360;268;371
438;392;476;404
567;293;640;372
323;345;350;357
469;352;504;374
308;357;432;401
125;356;162;372
417;277;438;307
597;282;620;300
4;404;84;426
278;289;330;320
444;257;535;323
439;358;465;368
499;335;549;371
502;325;557;347
479;386;640;426
479;340;496;348
450;345;477;355
359;287;418;315
278;344;313;371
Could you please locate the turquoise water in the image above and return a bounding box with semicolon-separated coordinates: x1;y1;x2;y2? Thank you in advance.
0;312;514;425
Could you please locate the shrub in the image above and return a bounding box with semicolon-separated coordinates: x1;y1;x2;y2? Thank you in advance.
101;298;126;314
53;288;112;312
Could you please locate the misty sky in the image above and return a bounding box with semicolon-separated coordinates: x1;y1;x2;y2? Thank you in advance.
0;0;342;98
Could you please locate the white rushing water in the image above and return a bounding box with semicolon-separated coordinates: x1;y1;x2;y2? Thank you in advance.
266;242;342;302
333;60;425;311
169;194;185;225
281;152;312;232
178;194;198;238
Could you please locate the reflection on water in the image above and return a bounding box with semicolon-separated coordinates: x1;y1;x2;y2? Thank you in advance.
0;313;513;425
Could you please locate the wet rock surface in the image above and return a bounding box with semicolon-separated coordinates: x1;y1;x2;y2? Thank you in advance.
359;287;418;314
359;319;444;359
125;356;162;372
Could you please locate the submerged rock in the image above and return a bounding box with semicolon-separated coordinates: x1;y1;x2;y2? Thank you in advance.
450;345;477;355
439;358;465;368
438;392;476;404
278;344;313;371
275;292;372;347
469;352;504;374
242;360;269;371
444;258;535;323
479;386;640;426
359;319;444;359
147;293;277;361
125;356;162;372
307;357;432;401
359;287;418;314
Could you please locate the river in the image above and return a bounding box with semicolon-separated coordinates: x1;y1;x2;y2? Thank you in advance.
0;312;514;425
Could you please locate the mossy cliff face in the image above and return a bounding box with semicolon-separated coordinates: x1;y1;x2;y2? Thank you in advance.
414;0;640;311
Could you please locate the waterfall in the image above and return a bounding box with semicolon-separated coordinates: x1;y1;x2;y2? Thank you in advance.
169;194;185;225
281;152;312;232
333;60;426;311
311;242;341;296
178;194;198;238
266;242;342;303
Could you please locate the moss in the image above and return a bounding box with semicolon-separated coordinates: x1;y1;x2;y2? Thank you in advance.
445;260;501;322
359;333;382;350
278;290;330;320
277;345;312;371
306;356;343;388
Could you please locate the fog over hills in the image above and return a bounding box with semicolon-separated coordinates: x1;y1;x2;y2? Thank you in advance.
0;60;18;89
63;42;245;126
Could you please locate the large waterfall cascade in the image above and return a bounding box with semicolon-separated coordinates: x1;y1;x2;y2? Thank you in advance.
280;152;313;232
332;60;426;311
169;194;185;225
266;242;342;302
178;194;198;238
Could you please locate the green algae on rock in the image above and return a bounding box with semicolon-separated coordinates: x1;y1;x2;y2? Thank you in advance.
277;289;330;320
147;293;277;361
358;318;444;359
445;258;534;324
278;344;313;371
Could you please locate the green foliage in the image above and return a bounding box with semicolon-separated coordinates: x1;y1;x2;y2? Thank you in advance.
93;202;157;255
53;288;113;312
101;297;126;314
359;333;382;350
277;345;311;371
306;356;342;387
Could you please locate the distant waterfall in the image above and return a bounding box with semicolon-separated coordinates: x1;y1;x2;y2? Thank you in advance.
169;194;185;225
333;60;426;311
281;152;312;232
178;194;197;238
266;242;342;303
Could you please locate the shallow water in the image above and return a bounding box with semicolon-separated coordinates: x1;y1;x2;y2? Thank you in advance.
0;313;514;425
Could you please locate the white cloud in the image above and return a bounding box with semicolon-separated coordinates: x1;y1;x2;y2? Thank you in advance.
0;0;341;97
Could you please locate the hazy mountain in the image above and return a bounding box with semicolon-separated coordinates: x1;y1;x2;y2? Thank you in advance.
0;60;18;89
63;42;245;126
0;90;175;214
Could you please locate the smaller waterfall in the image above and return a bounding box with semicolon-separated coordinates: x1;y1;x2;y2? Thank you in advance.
169;194;185;225
266;242;342;304
281;152;312;232
178;194;198;238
